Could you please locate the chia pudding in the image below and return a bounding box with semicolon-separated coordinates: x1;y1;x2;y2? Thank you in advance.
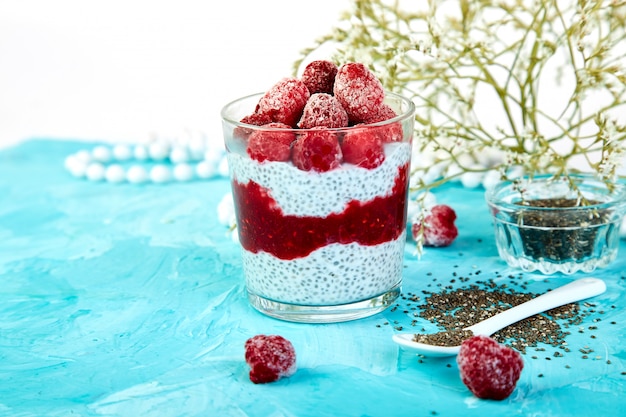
220;62;415;322
228;141;411;306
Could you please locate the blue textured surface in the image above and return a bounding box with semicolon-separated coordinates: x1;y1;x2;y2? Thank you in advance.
1;139;625;417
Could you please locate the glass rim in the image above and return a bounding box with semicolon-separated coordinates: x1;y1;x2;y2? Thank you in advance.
220;90;416;132
485;174;626;212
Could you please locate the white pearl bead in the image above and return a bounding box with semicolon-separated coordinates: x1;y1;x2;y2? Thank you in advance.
127;165;148;183
217;193;236;226
92;145;112;162
217;157;229;177
204;147;224;164
105;164;126;183
149;142;170;160
173;163;194;181
112;144;132;161
196;160;216;179
169;147;189;164
188;136;206;160
134;145;149;160
482;170;502;191
85;162;106;181
65;155;88;177
150;165;171;183
460;170;484;189
75;150;92;163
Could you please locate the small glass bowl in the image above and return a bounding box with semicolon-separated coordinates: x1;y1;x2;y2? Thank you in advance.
485;175;626;274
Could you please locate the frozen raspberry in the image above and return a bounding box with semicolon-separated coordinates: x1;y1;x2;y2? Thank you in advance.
257;77;310;127
233;112;275;142
244;335;297;384
363;104;404;143
333;62;385;124
292;128;342;172
298;93;349;129
247;122;295;162
457;335;524;400
411;204;458;247
241;112;273;127
341;127;385;169
300;60;338;94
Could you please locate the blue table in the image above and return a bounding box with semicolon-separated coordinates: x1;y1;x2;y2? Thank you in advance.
1;140;625;416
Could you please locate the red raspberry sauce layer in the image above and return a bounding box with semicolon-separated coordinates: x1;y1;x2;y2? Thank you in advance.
231;163;410;260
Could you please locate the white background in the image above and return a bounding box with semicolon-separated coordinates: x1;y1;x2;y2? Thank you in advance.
0;0;350;149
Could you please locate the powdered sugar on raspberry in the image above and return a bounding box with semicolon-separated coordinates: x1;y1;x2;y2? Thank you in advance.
457;335;524;400
301;60;338;94
334;62;385;124
244;334;297;384
411;204;458;247
298;93;349;129
257;77;310;127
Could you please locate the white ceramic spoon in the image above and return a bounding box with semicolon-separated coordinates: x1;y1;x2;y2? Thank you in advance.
392;277;607;357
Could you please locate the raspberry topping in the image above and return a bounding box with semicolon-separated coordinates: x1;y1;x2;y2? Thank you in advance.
298;93;349;129
363;104;404;143
334;62;385;124
234;113;275;142
292;128;343;172
247;123;295;162
244;334;297;384
457;335;524;400
411;204;458;247
341;127;385;169
301;60;338;94
257;77;310;127
240;113;274;127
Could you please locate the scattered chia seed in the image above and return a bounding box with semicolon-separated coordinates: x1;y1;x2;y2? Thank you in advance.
392;275;606;356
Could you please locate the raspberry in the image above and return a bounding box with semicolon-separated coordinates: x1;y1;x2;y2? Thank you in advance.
247;122;295;162
333;62;385;124
292;128;342;172
363;104;404;143
244;335;297;384
300;60;338;94
233;112;275;142
456;335;524;400
298;93;349;129
411;204;458;247
341;127;385;169
257;77;310;127
240;112;274;127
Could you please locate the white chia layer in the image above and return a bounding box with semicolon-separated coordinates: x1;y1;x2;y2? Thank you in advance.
227;142;411;217
243;232;406;305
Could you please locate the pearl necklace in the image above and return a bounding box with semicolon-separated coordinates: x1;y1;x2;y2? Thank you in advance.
64;139;228;184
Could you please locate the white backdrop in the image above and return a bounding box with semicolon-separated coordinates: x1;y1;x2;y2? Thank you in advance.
0;0;350;149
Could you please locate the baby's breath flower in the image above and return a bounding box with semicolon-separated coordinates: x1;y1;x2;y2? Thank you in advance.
297;0;626;192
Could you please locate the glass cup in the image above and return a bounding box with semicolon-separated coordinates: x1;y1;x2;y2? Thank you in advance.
221;91;415;322
486;174;626;274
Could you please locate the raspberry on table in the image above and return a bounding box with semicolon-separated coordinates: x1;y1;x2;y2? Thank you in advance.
292;128;343;172
246;122;295;162
341;127;385;169
244;334;297;384
257;77;310;127
333;62;385;124
298;93;349;129
411;204;458;247
300;59;338;94
456;335;524;400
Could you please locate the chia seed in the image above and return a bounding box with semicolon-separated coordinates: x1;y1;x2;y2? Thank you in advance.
399;276;600;354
